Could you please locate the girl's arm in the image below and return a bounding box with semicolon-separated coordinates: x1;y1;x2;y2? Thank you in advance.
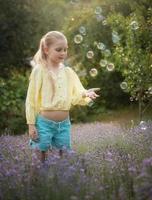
70;68;99;105
25;67;42;139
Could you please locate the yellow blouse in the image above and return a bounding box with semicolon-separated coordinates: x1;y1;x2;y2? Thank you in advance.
25;64;91;124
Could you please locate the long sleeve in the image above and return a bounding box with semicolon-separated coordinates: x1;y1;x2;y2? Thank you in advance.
70;68;91;106
25;67;42;124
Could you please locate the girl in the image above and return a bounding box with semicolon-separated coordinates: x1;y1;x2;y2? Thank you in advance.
25;31;100;162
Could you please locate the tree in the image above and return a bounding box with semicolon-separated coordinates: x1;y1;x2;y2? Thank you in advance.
0;0;69;76
63;0;152;120
107;4;152;120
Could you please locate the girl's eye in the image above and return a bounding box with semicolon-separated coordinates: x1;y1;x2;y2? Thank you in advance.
56;48;67;52
56;48;62;52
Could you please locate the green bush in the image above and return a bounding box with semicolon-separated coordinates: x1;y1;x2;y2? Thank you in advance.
0;69;29;135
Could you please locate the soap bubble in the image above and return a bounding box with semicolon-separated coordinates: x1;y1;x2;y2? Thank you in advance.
86;51;94;59
96;15;105;22
97;42;106;50
89;68;98;77
74;34;83;44
102;20;107;26
120;82;128;90
130;21;139;30
139;121;147;130
104;49;111;57
107;63;115;71
112;31;120;44
112;34;120;44
100;59;108;67
148;87;152;95
79;26;86;35
95;6;102;15
130;97;134;101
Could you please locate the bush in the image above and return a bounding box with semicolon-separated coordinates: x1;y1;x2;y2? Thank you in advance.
0;69;29;135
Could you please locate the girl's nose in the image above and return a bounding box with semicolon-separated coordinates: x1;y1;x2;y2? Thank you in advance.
61;51;67;56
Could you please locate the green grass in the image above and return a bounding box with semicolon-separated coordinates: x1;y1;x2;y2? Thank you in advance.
88;105;152;124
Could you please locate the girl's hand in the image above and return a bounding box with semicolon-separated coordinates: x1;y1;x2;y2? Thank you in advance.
83;88;100;100
28;124;39;140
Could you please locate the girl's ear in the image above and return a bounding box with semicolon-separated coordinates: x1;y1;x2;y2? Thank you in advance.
43;47;49;55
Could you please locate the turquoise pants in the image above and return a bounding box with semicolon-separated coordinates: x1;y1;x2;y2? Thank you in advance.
29;114;71;151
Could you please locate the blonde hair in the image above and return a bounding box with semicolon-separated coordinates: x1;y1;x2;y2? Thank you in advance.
32;31;67;68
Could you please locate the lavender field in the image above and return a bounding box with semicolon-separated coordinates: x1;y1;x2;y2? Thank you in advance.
0;120;152;200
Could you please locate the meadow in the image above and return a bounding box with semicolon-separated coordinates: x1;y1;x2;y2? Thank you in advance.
0;1;152;199
0;116;152;200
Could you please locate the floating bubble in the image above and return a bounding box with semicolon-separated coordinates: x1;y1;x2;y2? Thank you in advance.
107;63;115;71
104;49;111;57
139;121;147;130
97;42;106;50
89;68;98;77
86;51;94;59
120;82;128;90
99;59;108;67
96;15;105;22
74;34;83;44
148;87;152;95
95;6;102;15
130;97;134;101
130;21;139;30
79;26;86;35
112;31;120;44
102;20;107;26
112;34;120;44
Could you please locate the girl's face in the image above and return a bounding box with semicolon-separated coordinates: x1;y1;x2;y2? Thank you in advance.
45;38;68;65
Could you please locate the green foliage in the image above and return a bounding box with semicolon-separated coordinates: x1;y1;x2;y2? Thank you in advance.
63;0;152;120
0;0;69;76
63;0;131;119
0;70;29;135
107;6;152;119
